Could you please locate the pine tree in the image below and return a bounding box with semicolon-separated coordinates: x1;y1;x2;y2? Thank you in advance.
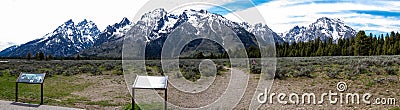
247;45;260;58
354;30;369;56
39;51;45;60
194;52;204;59
76;54;81;60
35;52;39;60
47;54;53;61
26;52;32;61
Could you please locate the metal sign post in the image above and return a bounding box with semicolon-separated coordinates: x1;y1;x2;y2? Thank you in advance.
15;73;46;105
132;75;168;110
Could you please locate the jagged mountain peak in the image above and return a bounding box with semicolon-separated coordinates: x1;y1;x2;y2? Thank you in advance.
1;15;137;58
315;17;343;23
130;8;284;44
292;25;303;29
0;19;102;57
77;19;96;27
120;17;131;25
103;17;132;33
79;19;88;24
140;8;168;22
240;22;284;43
78;17;134;58
6;9;360;59
123;8;284;58
281;17;356;43
92;17;133;47
56;19;75;31
181;9;212;16
64;19;74;25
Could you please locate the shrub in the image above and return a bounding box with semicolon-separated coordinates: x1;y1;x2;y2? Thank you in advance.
384;67;398;75
79;65;94;74
381;61;395;67
39;68;54;77
19;65;36;73
9;69;19;76
366;81;374;87
64;67;79;76
112;70;123;75
181;66;200;82
275;68;288;80
326;70;338;79
250;65;261;74
373;78;386;84
54;67;64;75
299;66;313;78
89;67;102;75
217;65;226;75
352;64;367;75
112;65;123;75
103;62;115;71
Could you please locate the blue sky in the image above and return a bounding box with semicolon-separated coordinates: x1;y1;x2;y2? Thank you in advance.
0;0;399;50
209;0;400;36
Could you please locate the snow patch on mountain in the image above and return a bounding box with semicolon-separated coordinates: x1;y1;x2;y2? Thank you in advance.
280;17;357;43
0;19;101;57
133;8;283;44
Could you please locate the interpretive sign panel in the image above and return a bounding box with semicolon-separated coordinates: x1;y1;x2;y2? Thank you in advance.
133;76;168;89
16;73;46;84
16;73;46;104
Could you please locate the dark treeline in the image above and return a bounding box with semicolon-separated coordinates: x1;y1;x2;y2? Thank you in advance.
276;30;400;57
11;51;122;61
179;45;261;59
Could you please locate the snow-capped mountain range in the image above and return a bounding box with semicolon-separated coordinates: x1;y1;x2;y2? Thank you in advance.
133;8;279;43
281;17;357;43
0;45;19;57
128;8;274;58
0;8;357;58
94;17;132;46
0;18;132;57
76;17;133;58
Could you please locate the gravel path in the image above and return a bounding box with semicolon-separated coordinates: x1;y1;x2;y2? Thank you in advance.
0;100;81;110
131;68;249;109
132;68;250;109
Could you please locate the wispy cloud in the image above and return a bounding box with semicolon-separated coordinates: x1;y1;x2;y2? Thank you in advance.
348;10;400;18
217;0;400;35
208;0;271;15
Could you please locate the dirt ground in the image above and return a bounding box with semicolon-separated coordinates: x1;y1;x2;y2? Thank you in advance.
71;73;130;110
69;70;400;109
242;74;400;109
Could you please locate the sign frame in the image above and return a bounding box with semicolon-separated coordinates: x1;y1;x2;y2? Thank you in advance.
15;72;46;105
132;75;168;110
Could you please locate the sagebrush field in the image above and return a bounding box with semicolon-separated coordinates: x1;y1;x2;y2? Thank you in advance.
0;56;399;109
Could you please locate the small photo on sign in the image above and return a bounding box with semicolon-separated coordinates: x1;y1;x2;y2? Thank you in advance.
17;73;45;83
